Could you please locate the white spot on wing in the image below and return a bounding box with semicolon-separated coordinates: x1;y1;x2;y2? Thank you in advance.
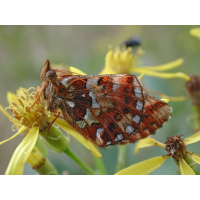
81;94;86;97
106;141;111;145
115;134;123;142
61;77;74;87
134;88;142;98
84;108;99;125
66;100;75;108
76;120;86;129
96;128;104;143
86;78;98;89
112;76;124;84
89;91;100;108
133;114;140;123
136;101;143;111
126;125;134;134
133;78;140;87
112;84;120;91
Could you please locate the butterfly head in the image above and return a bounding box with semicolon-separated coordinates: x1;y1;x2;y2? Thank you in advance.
40;60;57;82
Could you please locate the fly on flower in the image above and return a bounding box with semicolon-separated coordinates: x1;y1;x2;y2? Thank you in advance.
33;60;172;147
122;36;141;48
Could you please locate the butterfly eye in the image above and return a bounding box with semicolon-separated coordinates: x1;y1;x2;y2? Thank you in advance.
46;70;56;79
49;103;57;110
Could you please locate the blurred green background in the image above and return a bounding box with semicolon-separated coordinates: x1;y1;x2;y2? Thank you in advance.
0;25;200;175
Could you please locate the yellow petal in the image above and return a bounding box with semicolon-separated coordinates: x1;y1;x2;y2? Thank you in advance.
190;28;200;39
0;105;11;119
115;156;169;175
137;58;184;71
100;48;115;75
0;126;27;145
179;159;196;175
55;118;102;158
142;89;186;102
187;152;200;165
0;105;21;128
5;126;39;175
131;68;190;81
100;65;115;75
7;92;18;104
137;73;144;81
69;66;87;75
160;96;186;102
134;138;165;154
184;131;200;145
52;63;68;70
16;87;26;96
161;99;169;103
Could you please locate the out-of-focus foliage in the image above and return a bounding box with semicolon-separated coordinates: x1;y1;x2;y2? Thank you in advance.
0;25;200;175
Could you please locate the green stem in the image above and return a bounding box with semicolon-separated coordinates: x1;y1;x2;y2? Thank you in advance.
94;156;107;175
64;148;95;175
116;145;127;173
192;105;200;131
185;155;198;175
35;159;59;175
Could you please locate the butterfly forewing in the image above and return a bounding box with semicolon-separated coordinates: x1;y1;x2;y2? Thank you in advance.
41;60;172;147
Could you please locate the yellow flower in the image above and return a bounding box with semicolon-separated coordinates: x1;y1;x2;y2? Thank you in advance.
115;133;200;175
190;28;200;39
70;46;189;80
100;46;189;81
70;46;189;102
0;87;101;174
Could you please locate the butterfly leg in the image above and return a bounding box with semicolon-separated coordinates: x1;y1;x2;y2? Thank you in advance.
29;82;47;109
45;110;61;138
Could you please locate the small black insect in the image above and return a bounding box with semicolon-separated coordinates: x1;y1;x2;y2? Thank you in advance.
122;36;141;48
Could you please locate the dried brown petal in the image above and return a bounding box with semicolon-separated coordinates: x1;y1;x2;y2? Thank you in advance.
164;135;187;162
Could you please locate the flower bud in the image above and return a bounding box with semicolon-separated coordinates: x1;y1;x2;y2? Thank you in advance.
40;124;70;153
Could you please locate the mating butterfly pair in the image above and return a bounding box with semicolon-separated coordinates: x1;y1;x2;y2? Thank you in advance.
37;60;172;147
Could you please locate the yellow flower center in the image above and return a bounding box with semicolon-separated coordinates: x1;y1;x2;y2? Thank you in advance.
105;46;136;74
8;87;50;131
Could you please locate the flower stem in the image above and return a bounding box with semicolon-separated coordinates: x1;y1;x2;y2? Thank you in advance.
192;105;200;131
94;156;107;175
35;159;59;175
116;145;127;172
64;148;95;175
184;155;198;175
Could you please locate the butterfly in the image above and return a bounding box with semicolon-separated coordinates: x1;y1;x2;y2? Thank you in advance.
33;60;172;147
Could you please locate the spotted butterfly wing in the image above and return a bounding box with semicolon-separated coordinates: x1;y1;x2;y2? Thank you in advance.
41;60;172;147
